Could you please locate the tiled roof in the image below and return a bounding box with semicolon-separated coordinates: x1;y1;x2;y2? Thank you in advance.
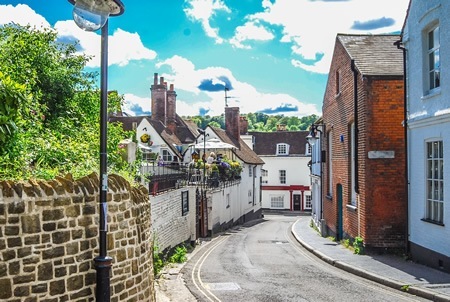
211;127;264;165
249;131;310;156
338;34;403;76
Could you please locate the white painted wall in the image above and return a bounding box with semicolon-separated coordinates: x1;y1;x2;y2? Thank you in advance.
260;155;310;210
151;187;197;252
404;0;450;257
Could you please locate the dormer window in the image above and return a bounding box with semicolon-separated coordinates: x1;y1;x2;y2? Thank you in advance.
276;143;289;156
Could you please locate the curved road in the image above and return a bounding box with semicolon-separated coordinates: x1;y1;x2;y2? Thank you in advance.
182;214;429;302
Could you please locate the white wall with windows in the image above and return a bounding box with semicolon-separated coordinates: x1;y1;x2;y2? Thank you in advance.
403;0;450;260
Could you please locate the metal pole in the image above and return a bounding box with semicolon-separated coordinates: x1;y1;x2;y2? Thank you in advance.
95;20;112;302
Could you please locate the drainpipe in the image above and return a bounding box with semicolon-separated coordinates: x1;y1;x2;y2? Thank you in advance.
394;39;409;254
351;60;359;194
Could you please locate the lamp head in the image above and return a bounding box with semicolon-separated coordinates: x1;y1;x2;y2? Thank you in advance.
68;0;124;31
306;131;317;146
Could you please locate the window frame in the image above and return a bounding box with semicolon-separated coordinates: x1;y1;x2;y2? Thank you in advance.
426;25;440;93
279;170;286;184
424;140;444;224
270;195;284;208
181;191;189;216
276;143;289;156
161;149;173;162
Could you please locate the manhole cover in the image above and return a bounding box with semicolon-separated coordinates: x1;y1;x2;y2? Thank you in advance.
205;282;241;291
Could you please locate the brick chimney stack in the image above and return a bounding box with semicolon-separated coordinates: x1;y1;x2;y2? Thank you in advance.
166;83;177;124
239;116;248;135
225;107;240;146
151;73;167;124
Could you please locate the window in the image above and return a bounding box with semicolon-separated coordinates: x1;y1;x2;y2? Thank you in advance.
161;149;173;162
327;129;333;196
248;165;253;177
426;140;444;224
270;195;284;208
335;70;341;95
350;123;357;206
142;149;153;162
181;191;189;216
427;26;440;91
305;143;312;155
261;169;268;184
305;195;312;209
276;143;289;155
279;170;286;184
248;190;252;203
226;193;230;208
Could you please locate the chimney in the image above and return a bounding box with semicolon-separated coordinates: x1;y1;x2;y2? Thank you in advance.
151;72;167;123
225;107;240;145
166;84;177;123
276;124;287;131
239;116;248;135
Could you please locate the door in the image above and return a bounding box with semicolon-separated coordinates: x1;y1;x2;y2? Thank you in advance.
337;184;343;241
293;194;301;211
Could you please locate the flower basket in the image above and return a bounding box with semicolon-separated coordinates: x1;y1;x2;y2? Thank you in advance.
140;133;150;143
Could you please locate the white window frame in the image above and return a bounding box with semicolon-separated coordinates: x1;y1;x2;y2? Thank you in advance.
261;169;268;184
161;149;173;162
305;195;312;210
276;143;289;155
279;170;286;184
425;140;444;224
270;195;284;208
426;25;440;93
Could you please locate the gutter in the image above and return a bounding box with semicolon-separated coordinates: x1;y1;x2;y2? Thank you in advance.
351;59;359;194
394;39;409;254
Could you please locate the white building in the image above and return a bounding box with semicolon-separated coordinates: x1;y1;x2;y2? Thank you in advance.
401;0;450;272
249;126;312;211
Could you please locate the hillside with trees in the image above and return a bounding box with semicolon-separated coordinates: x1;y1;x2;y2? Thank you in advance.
183;113;319;132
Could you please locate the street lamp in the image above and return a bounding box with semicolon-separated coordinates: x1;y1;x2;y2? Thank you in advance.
68;1;125;301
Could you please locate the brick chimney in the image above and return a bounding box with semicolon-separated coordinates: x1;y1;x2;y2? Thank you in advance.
225;107;240;146
276;124;287;131
150;73;167;124
239;116;248;135
166;83;177;124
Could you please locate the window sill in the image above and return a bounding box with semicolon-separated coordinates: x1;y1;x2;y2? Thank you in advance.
325;194;333;201
346;204;357;212
421;218;444;226
421;87;441;101
335;92;341;99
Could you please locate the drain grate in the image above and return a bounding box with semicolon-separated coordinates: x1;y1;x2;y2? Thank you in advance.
258;240;289;244
205;282;241;291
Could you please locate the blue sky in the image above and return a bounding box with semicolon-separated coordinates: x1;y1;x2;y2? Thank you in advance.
0;0;409;117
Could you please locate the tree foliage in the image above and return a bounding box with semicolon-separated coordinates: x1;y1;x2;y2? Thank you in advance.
0;25;133;181
184;113;319;132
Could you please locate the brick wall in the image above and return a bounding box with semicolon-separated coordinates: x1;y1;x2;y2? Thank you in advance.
322;38;407;249
0;173;155;302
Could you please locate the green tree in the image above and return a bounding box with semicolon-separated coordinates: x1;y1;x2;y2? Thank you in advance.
0;24;132;181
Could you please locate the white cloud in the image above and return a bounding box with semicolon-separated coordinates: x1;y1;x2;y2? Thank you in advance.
0;4;50;28
184;0;231;44
230;21;275;49
156;55;320;117
55;21;156;68
122;93;151;114
0;4;156;68
246;0;409;73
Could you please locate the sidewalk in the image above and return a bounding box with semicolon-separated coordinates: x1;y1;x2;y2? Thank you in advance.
291;216;450;302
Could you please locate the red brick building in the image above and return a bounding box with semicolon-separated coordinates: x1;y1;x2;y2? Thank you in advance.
321;34;407;250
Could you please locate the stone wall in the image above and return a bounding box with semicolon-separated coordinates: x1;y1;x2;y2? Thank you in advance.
0;173;155;302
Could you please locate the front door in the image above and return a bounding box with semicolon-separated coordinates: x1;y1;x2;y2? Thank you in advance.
293;194;301;211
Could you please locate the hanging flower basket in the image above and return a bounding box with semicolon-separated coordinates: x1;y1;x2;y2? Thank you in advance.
140;133;150;143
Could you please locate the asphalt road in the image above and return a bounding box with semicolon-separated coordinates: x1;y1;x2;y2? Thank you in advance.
181;214;429;302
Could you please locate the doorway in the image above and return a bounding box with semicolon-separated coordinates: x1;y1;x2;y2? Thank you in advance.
337;184;343;241
293;194;301;211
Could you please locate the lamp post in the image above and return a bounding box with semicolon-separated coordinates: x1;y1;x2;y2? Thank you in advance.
197;129;208;237
68;1;124;301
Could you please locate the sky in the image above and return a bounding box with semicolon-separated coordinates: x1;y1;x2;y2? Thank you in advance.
0;0;409;118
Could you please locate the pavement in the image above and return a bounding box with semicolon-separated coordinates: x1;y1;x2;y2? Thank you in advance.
155;214;450;302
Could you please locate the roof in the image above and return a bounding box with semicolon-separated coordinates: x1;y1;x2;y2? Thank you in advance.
337;34;403;77
249;131;310;156
210;127;264;165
